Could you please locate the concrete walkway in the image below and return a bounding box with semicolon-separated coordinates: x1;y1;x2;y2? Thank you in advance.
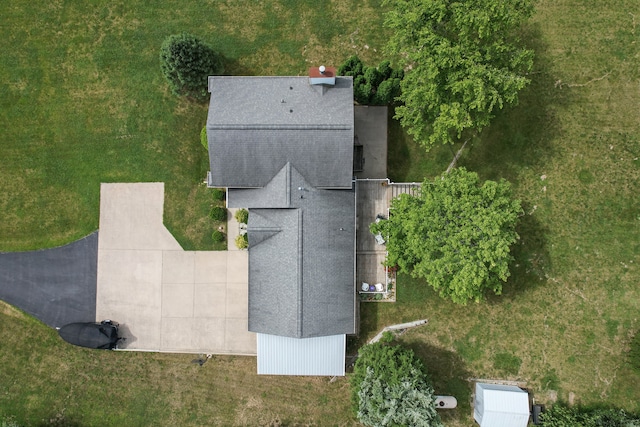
96;183;256;355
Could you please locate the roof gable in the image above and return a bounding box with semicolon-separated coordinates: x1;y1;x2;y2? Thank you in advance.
207;76;354;189
243;164;356;338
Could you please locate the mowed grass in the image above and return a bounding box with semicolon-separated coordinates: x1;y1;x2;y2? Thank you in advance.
0;302;357;426
378;0;640;425
1;0;639;426
0;0;383;425
0;0;387;251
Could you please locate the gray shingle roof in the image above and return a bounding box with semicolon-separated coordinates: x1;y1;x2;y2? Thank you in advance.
207;76;354;189
237;164;356;338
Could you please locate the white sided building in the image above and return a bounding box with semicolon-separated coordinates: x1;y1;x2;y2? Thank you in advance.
474;383;530;427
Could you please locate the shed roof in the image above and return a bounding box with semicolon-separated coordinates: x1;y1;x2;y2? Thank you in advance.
257;333;346;376
474;383;529;427
207;76;354;189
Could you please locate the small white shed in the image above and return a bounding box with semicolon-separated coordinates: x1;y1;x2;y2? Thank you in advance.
474;383;530;427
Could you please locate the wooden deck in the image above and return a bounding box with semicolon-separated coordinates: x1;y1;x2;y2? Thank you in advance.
355;180;388;288
355;180;421;293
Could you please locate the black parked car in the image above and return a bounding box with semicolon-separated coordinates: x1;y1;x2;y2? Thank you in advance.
58;320;122;350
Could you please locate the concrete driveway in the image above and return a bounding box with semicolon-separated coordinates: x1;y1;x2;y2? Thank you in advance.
96;183;255;355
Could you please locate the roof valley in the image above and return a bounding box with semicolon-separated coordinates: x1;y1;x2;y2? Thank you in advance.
296;209;303;338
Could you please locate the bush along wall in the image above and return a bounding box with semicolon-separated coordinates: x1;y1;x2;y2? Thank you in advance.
235;233;248;249
201;126;208;150
338;55;404;106
234;208;249;224
209;206;227;222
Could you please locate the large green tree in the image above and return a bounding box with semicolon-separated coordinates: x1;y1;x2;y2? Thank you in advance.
160;33;224;101
351;342;443;427
371;168;522;304
384;0;535;149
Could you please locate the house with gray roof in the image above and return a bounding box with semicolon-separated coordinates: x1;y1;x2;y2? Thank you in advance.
206;68;356;376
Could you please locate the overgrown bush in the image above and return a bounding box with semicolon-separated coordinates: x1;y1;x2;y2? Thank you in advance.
211;230;225;243
234;208;249;224
235;234;248;249
338;55;403;105
201;126;208;150
351;342;443;427
160;33;224;101
211;188;225;201
630;330;640;373
209;206;227;222
539;405;640;426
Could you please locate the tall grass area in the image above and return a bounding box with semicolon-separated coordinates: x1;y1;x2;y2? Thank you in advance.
380;0;640;425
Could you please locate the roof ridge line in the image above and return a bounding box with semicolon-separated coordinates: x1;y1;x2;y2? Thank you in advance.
285;162;291;207
250;226;282;232
207;124;351;131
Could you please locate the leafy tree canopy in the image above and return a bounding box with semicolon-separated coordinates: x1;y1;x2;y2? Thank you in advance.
384;0;535;149
160;33;224;101
339;55;404;105
371;168;522;304
351;343;443;427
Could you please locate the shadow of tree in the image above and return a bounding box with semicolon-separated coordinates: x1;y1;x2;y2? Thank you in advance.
402;339;474;424
387;108;455;182
459;22;573;183
486;203;552;303
222;54;254;77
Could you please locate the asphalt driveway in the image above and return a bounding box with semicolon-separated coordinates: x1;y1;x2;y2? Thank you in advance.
0;233;98;328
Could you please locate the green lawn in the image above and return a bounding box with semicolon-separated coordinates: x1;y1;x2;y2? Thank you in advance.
0;0;387;251
382;0;640;425
1;0;639;426
0;1;382;425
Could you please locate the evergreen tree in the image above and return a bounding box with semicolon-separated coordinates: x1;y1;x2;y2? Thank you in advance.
160;33;224;101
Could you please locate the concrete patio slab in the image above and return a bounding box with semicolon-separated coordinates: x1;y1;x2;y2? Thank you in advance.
96;183;256;355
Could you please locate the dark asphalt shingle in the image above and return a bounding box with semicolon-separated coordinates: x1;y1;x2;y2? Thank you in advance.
207;76;354;189
208;75;356;340
241;164;356;338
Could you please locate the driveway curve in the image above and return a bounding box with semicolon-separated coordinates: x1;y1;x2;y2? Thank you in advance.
0;233;98;328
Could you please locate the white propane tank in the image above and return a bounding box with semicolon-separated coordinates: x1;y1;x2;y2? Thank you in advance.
435;396;457;409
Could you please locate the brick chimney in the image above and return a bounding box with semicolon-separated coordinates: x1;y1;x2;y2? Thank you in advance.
309;65;336;86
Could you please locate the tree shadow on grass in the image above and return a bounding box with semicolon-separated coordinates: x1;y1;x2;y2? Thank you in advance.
459;22;573;183
349;300;381;352
387;108;453;181
490;204;552;302
402;340;474;424
222;54;254;77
